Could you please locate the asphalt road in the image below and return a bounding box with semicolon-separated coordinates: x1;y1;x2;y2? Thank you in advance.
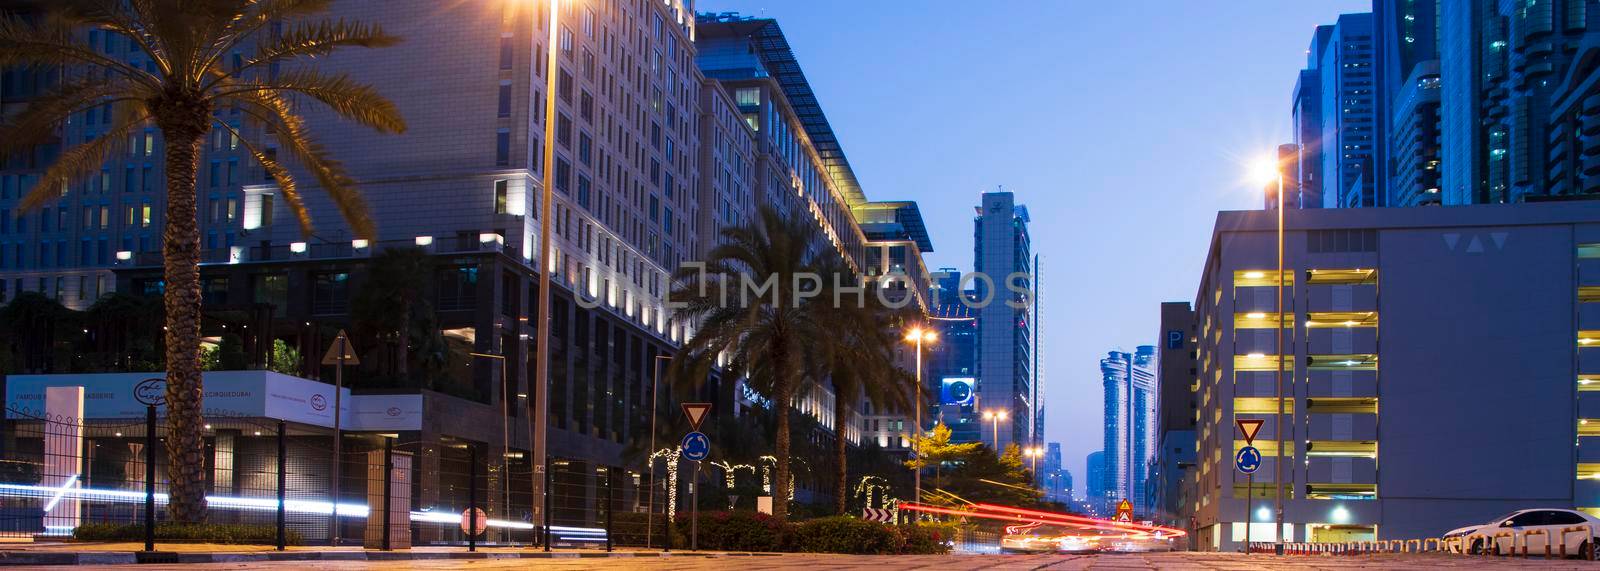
50;552;1600;570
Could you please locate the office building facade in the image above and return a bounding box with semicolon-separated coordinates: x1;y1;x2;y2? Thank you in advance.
1101;346;1156;519
1153;302;1199;532
972;192;1033;453
1313;14;1380;208
1190;201;1600;551
1389;60;1442;206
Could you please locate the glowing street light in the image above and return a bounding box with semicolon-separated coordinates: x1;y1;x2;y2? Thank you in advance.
982;410;1008;451
1246;151;1289;554
904;327;938;504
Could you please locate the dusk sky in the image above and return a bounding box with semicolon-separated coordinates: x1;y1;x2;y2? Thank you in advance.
694;0;1370;493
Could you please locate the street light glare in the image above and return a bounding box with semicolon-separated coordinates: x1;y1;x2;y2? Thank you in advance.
1248;154;1281;187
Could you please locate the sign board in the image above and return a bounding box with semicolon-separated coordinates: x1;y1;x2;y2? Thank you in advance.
322;330;360;366
756;496;773;515
1114;499;1133;523
1235;419;1264;445
940;377;975;406
1235;446;1262;474
460;507;488;536
681;431;710;461
862;507;894;523
681;402;712;431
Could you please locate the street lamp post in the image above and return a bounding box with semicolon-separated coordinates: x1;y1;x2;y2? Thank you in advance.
982;410;1007;451
904;327;936;505
469;351;513;543
532;0;562;544
1251;155;1288;554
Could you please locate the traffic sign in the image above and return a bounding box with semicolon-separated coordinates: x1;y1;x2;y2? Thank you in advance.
680;431;710;461
682;402;712;430
1235;445;1262;474
1235;419;1264;445
460;507;487;536
321;330;360;365
1114;499;1133;523
862;507;894;523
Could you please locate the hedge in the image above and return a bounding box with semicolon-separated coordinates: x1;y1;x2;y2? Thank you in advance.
667;511;950;555
73;522;302;545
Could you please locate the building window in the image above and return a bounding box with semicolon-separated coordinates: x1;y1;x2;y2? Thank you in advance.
495;128;511;166
494;180;509;214
310;271;349;315
497;82;512;118
735;87;760;107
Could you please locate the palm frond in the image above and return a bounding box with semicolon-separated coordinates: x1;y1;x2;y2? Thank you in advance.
211;118;313;237
0;78;148;157
231;90;376;239
217;68;405;134
232;18;399;77
0;11;159;88
18;102;147;212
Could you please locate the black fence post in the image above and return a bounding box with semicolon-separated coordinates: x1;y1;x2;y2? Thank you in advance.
468;445;478;553
144;405;156;553
382;437;393;551
542;459;552;552
277;420;287;551
604;467;614;552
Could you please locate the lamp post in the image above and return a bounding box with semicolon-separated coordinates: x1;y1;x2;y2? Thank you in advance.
470;351;515;543
904;327;936;504
982;410;1007;451
1024;446;1042;480
1251;154;1288;554
532;0;563;542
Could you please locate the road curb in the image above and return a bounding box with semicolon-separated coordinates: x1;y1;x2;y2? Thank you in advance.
0;549;763;566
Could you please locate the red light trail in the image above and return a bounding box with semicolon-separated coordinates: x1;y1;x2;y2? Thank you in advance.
898;502;1188;538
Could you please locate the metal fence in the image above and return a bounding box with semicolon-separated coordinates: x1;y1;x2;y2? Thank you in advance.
0;405;696;551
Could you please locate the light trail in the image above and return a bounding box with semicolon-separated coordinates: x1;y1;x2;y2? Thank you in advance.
899;502;1187;538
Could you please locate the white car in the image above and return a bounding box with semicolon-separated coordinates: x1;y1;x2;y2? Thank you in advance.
1443;508;1600;558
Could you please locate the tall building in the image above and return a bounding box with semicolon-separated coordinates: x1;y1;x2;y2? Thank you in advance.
1439;0;1591;205
1189;201;1600;550
1101;346;1156;518
927;269;981;444
1086;450;1108;516
1153;302;1199;532
1389;60;1443;206
1287;27;1333;210
972;191;1033;453
1042;442;1071;504
1374;0;1439;207
1312;14;1380;208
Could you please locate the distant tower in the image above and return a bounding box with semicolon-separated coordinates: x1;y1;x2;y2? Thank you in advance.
973;191;1033;453
1102;347;1157;517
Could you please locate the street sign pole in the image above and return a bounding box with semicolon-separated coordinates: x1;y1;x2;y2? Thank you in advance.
321;330;359;547
691;459;699;551
1245;472;1252;554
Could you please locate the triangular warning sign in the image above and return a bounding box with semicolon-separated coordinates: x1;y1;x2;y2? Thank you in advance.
321;329;360;366
681;403;712;431
1236;419;1264;445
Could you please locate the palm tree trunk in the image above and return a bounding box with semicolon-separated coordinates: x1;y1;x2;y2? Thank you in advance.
156;105;210;523
772;350;792;522
834;399;848;516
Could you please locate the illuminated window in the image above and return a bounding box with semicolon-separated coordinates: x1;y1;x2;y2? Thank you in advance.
1582;419;1600;437
493;180;509;215
1578;463;1600;480
1233;398;1293;414
1233;270;1293;287
1306;398;1377;414
1305;483;1376;500
1234;312;1290;329
1306;441;1376;458
1234;354;1294;372
1233;440;1292;456
1305;312;1378;328
1579;243;1600;258
1582;375;1600;392
1306;268;1376;285
1581;331;1600;347
1306;354;1377;371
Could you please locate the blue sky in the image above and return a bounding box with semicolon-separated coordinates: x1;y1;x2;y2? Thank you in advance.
693;0;1370;495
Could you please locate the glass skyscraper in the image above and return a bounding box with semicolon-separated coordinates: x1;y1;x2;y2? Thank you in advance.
1102;346;1157;518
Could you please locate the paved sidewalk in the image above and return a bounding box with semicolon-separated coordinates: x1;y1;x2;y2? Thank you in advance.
0;542;735;566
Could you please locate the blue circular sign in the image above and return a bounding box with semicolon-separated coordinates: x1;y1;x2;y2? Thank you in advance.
1235;446;1262;474
681;431;710;461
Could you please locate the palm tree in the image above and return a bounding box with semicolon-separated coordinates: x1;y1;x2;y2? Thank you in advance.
809;261;915;515
668;206;837;521
0;0;404;522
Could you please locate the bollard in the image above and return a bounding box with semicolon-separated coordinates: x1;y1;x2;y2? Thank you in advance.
277;420;287;551
1561;524;1593;559
1491;531;1516;556
144;406;156;553
1521;528;1549;558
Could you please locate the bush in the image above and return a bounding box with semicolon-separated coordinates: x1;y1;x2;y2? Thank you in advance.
607;511;667;547
674;510;793;552
793;516;903;554
899;522;954;554
73;522;302;545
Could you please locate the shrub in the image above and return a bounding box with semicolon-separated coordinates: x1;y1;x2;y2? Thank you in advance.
899;522;954;554
607;511;667;547
674;510;793;552
72;522;302;545
793;516;903;554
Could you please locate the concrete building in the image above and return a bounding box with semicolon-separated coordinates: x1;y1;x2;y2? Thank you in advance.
1102;346;1156;519
1153;302;1198;532
972;191;1033;453
1190;201;1600;551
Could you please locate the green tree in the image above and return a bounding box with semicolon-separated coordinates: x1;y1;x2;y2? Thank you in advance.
905;422;980;504
267;339;300;376
667;206;839;521
351;246;436;383
0;0;405;521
